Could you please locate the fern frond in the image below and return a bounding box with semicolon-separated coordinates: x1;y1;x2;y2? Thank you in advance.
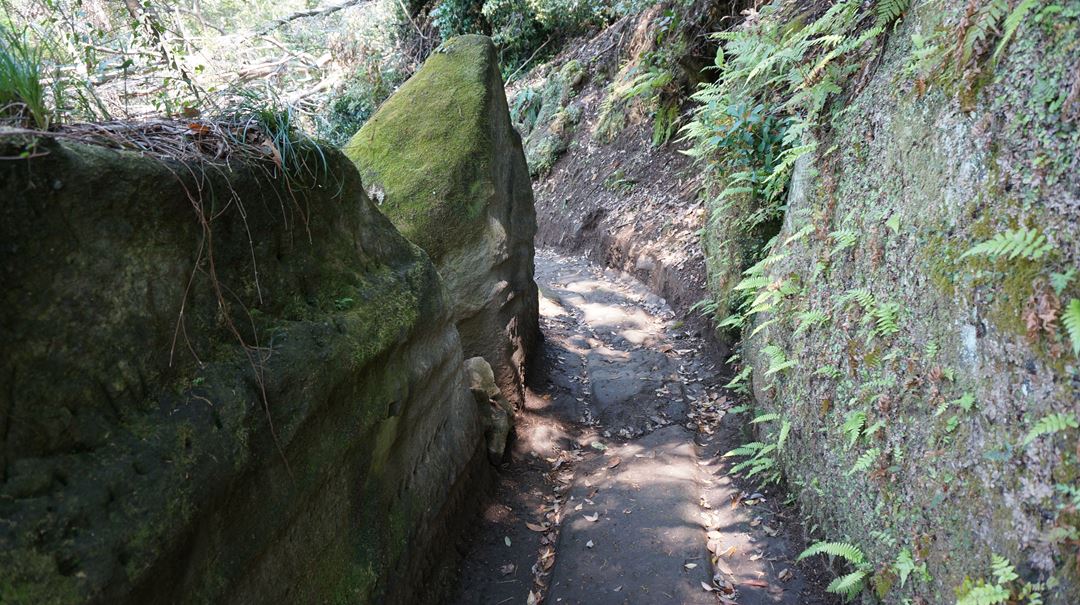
827;569;869;600
871;301;901;337
725;441;766;458
734;275;771;292
1022;412;1079;446
830;229;859;256
784;222;816;246
1050;269;1076;295
797;541;866;565
724;365;752;391
794;310;830;337
990;554;1018;585
839;288;876;310
842;410;867;449
875;0;910;26
777;420;791;450
992;0;1038;64
957;583;1010;605
960;0;1009;67
848;448;880;475
751;413;780;424
1063;299;1080;357
762;345;796;376
959;227;1053;261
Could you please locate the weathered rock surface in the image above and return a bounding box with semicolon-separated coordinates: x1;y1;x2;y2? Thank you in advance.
703;3;1080;602
0;136;486;604
465;356;514;462
345;34;539;411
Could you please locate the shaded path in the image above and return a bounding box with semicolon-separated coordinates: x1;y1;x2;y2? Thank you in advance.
450;249;834;605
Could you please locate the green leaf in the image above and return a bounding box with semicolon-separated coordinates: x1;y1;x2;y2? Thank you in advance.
1022;412;1079;446
848;447;880;475
959;227;1053;262
1063;299;1080;357
798;541;866;565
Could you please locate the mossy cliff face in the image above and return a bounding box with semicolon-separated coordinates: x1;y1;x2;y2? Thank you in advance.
0;136;485;604
345;35;539;409
704;3;1080;603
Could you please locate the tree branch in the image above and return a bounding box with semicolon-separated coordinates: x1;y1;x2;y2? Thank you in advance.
255;0;372;35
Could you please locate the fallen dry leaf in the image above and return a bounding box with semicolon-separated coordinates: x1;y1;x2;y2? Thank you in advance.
744;579;769;588
607;456;622;469
584;512;599;522
778;568;793;581
586;540;594;548
526;522;549;532
701;581;715;592
499;563;515;576
684;563;698;570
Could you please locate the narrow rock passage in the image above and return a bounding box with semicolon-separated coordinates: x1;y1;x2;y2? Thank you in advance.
450;250;834;605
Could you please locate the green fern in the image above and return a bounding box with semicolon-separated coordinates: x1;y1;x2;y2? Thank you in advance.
827;569;869;601
848;447;880;475
799;541;870;601
842;410;867;449
1022;412;1079;446
992;0;1038;64
870;301;901;337
1063;299;1080;357
751;413;780;424
1050;269;1075;295
839;288;876;311
777;419;791;450
957;584;1011;605
959;0;1009;68
798;541;866;565
794;310;830;336
830;228;859;256
959;227;1054;262
875;0;910;26
990;554;1018;585
724;365;752;392
816;364;843;379
762;345;796;376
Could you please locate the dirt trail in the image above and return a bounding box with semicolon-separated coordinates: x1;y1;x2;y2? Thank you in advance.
450;250;834;605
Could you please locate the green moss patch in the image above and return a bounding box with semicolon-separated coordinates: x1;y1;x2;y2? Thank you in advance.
344;35;506;263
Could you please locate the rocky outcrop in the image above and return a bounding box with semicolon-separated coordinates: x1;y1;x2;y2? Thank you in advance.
465;357;514;462
700;3;1080;602
345;35;539;411
0;136;486;604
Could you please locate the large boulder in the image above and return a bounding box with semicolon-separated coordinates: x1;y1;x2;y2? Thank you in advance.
0;135;485;604
345;35;539;410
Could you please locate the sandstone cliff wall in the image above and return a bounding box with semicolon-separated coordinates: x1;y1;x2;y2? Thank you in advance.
0;137;485;604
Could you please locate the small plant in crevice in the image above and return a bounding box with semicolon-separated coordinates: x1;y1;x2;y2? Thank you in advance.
798;541;873;601
1022;412;1079;447
959;227;1054;261
724;412;790;486
956;554;1048;605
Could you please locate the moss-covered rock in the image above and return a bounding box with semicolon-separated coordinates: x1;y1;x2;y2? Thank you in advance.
345;35;539;409
701;3;1080;603
0;135;486;604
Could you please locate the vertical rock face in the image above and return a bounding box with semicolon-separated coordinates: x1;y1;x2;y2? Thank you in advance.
345;34;540;410
0;137;485;604
700;3;1080;602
